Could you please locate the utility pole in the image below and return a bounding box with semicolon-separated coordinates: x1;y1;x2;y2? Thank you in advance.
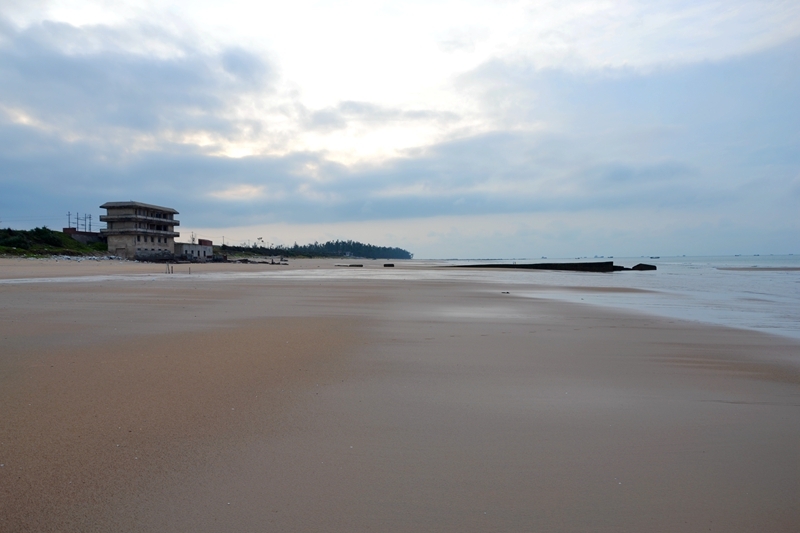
88;214;92;232
67;212;71;229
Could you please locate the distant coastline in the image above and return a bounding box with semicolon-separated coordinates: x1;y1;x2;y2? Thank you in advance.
219;239;412;260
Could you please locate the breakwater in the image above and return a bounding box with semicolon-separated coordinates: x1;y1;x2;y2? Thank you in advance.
452;261;656;273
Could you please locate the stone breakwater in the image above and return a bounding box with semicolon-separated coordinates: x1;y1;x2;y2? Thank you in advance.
453;261;657;273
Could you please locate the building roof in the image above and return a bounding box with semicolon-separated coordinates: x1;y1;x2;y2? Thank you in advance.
100;201;179;214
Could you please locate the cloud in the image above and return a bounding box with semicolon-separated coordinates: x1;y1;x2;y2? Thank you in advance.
503;0;800;71
221;47;270;86
302;100;461;133
0;10;797;257
0;17;275;150
208;184;266;201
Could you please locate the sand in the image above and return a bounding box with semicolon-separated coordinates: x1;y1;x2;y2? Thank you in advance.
1;258;798;532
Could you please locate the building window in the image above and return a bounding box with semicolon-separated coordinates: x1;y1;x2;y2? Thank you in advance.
137;235;140;242
151;237;154;243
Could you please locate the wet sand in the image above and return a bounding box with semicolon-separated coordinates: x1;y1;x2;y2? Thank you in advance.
1;259;798;532
0;256;401;279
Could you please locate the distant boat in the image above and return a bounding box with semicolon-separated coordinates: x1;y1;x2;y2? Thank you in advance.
650;256;660;259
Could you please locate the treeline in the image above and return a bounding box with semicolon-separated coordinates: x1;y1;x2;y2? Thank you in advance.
0;227;105;255
220;239;413;259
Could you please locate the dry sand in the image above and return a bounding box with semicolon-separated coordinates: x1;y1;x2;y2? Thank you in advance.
1;258;798;532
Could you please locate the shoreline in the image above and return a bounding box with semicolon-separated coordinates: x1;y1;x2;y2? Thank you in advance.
2;258;798;342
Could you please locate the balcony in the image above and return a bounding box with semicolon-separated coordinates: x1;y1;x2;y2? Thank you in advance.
100;214;180;226
101;227;180;238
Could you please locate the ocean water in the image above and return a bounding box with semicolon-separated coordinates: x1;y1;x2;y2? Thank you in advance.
258;254;800;340
503;255;800;341
3;255;799;340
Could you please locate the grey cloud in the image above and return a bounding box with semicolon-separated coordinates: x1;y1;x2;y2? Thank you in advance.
0;119;717;230
0;18;275;138
460;40;800;158
307;108;347;131
221;47;270;86
0;23;797;256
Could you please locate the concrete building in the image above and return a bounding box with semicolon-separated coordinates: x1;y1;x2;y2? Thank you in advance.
174;239;213;262
100;201;179;259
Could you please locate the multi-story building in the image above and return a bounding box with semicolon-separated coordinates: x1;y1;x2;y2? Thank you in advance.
100;201;180;259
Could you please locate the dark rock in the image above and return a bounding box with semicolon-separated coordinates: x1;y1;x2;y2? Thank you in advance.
455;261;616;273
631;263;657;271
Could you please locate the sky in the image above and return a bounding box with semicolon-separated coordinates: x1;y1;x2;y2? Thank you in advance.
0;0;798;258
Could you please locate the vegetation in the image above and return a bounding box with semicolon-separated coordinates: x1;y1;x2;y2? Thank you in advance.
219;239;412;260
0;227;410;260
0;227;107;256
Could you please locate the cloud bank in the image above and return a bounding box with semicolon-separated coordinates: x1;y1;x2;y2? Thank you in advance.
0;1;798;257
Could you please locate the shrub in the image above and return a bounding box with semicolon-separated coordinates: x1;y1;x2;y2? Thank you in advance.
31;227;63;247
0;235;30;249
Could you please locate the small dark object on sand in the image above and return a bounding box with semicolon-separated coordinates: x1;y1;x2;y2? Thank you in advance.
384;263;395;267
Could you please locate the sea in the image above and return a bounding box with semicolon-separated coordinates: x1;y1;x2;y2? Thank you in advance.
462;254;800;341
259;254;800;341
3;254;799;341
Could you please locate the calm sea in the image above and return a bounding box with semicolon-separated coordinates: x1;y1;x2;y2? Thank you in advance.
482;255;800;341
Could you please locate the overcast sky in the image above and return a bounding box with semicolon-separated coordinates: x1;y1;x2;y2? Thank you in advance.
1;0;798;258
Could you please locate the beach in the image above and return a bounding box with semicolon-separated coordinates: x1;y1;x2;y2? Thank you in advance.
1;258;798;532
